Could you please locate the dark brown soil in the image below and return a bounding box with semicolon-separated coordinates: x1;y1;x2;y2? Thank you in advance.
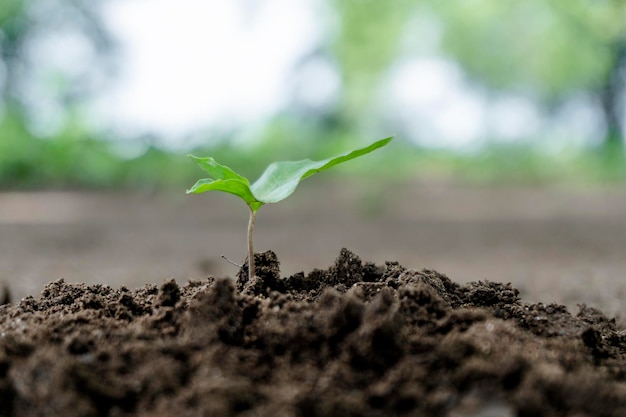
1;248;625;416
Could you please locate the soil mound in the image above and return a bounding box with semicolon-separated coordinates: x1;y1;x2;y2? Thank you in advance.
1;248;625;416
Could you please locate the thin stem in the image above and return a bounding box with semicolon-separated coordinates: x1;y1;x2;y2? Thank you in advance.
247;208;257;280
220;255;243;268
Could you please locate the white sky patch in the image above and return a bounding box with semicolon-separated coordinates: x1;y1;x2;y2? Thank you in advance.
22;31;101;136
96;0;320;144
486;96;541;142
545;95;605;150
290;57;341;111
388;58;486;150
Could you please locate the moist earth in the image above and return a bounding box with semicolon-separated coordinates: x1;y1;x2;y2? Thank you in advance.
0;248;625;417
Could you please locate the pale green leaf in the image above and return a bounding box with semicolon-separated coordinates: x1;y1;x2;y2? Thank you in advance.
186;178;261;209
187;154;264;210
188;155;250;185
250;137;392;203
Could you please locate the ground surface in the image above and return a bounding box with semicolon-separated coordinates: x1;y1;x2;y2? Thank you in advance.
0;249;625;416
2;183;626;416
1;181;626;322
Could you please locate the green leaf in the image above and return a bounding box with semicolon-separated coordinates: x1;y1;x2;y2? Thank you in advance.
186;177;261;210
187;155;251;184
186;155;262;210
251;137;393;203
187;137;393;211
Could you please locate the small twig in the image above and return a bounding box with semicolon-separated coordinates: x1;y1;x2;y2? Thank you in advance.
221;255;243;268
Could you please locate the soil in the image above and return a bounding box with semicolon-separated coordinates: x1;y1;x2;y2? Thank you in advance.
2;184;626;323
1;248;625;417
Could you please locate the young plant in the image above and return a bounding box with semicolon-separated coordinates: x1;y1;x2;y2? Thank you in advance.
187;137;393;281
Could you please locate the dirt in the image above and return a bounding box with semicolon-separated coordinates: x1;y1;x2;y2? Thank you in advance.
1;248;625;417
3;185;626;324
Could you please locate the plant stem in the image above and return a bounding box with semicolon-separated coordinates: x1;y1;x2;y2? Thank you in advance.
247;208;257;280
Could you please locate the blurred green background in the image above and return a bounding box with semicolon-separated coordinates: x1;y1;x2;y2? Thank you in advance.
1;0;625;189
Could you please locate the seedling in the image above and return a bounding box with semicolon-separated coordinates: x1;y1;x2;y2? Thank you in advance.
187;137;393;280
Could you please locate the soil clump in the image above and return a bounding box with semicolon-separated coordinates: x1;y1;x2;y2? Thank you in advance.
0;248;625;416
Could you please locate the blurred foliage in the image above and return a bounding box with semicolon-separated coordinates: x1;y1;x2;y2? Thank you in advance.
327;0;625;150
0;0;625;189
0;0;114;115
433;0;626;149
2;106;625;190
435;0;618;96
0;110;188;189
328;0;414;126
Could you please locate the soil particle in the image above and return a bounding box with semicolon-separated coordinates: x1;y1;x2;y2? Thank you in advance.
1;248;625;416
236;251;281;295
